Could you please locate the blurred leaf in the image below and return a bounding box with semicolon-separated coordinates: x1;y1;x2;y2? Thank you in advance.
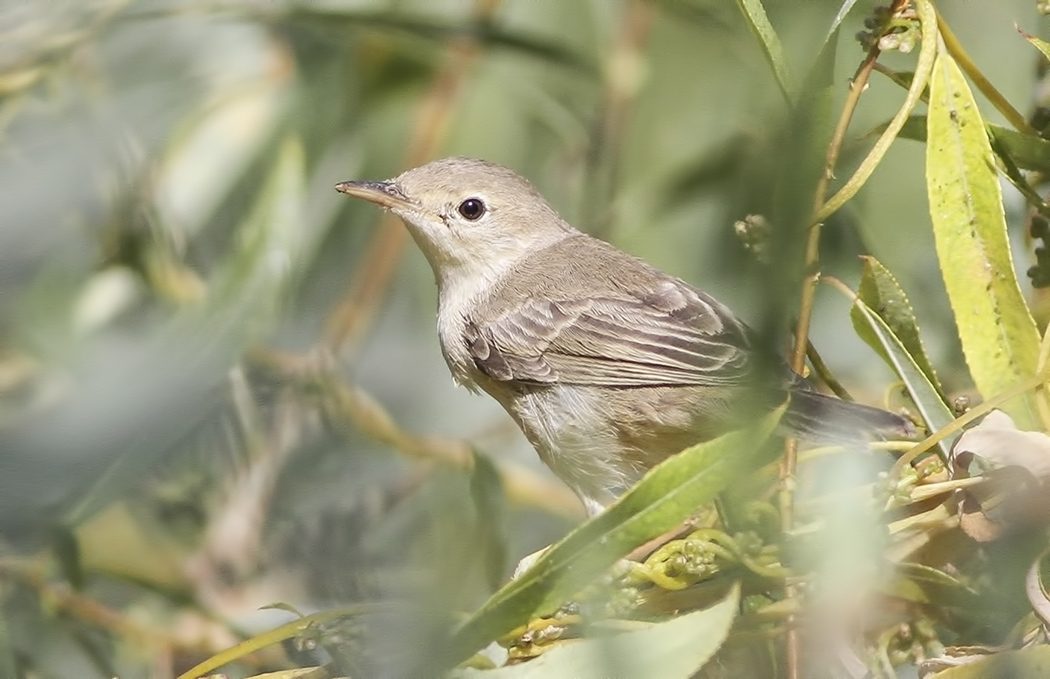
470;450;509;592
925;646;1050;678
755;16;838;332
62;136;309;527
855;256;944;398
439;411;780;671
451;584;739;679
733;0;793;102
281;9;596;75
925;43;1040;427
892;115;1050;173
849;294;954;459
663;133;747;204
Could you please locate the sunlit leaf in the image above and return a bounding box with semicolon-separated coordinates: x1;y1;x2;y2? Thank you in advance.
925;43;1040;427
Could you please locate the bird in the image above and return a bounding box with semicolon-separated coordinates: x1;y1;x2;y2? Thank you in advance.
335;157;915;516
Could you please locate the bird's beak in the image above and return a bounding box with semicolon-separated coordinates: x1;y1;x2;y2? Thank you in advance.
334;180;417;211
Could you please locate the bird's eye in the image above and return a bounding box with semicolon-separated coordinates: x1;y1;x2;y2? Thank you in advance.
457;198;486;221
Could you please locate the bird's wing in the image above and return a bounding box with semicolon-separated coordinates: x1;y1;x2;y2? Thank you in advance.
464;280;757;387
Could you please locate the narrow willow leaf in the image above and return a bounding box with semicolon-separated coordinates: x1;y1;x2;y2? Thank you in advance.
439;411;780;671
733;0;794;102
850;295;954;460
855;256;944;398
926;42;1040;427
451;585;740;679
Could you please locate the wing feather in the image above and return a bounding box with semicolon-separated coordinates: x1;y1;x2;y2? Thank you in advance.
466;280;756;387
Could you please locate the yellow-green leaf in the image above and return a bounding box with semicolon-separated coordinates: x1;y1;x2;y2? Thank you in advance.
925;41;1040;427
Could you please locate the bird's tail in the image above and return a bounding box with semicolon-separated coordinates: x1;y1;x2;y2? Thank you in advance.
783;388;917;443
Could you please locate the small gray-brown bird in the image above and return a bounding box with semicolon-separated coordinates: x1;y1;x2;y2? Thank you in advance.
336;157;914;516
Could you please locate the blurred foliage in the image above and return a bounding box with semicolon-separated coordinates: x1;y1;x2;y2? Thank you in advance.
2;0;1050;678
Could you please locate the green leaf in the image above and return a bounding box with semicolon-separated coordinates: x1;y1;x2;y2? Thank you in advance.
925;42;1041;427
849;295;954;460
438;411;781;671
733;0;794;102
925;646;1050;678
892;115;1050;174
855;256;944;398
451;585;740;679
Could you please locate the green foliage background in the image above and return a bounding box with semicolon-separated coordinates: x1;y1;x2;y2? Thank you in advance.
0;0;1047;677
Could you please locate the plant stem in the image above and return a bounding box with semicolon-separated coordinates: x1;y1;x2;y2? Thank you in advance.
780;3;909;675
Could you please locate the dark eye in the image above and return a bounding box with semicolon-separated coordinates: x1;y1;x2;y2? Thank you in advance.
458;198;486;221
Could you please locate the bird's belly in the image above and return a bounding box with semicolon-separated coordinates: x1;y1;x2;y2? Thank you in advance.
497;384;730;515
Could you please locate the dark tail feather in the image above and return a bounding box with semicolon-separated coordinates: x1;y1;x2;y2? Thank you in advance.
783;389;917;443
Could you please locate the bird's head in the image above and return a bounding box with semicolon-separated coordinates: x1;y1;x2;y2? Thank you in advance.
336;157;574;291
